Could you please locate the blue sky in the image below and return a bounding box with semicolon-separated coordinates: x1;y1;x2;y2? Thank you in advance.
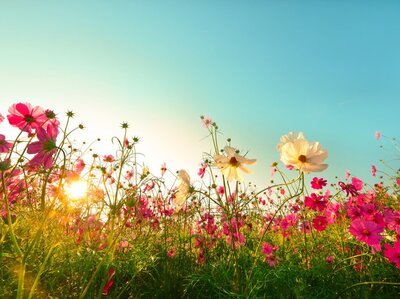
0;1;399;187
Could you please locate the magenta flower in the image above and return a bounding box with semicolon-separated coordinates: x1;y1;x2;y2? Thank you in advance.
7;102;46;133
262;242;274;255
312;215;328;231
310;177;327;190
349;219;384;251
0;134;12;153
351;177;363;191
304;193;327;211
27;126;58;169
384;241;400;269
371;165;377;177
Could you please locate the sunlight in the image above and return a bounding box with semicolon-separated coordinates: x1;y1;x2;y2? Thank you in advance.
65;180;88;199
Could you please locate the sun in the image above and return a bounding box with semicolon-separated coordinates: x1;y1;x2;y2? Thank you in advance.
65;180;88;199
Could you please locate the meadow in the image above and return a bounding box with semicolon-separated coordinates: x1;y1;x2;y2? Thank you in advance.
1;102;399;298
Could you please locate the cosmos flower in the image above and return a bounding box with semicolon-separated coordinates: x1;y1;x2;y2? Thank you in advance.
310;177;327;189
7;102;47;133
277;132;306;152
0;113;4;124
0;134;13;153
279;137;328;174
174;170;190;211
200;115;213;129
312;215;328;231
384;241;400;269
304;193;327;211
27;126;58;169
375;131;381;140
214;146;256;181
349;219;384;251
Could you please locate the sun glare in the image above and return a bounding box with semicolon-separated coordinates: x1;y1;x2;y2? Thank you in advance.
65;181;88;199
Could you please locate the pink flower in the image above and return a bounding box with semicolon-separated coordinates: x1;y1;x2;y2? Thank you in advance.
312;216;328;231
270;166;276;177
371;165;377;177
326;255;335;264
349;219;384;251
217;186;225;196
304;193;327;211
200;115;213;129
0;113;4;124
345;170;351;180
375;131;381;140
74;159;86;174
102;268;116;296
384;241;400;269
351;177;363;191
262;242;274;255
27;126;58;169
339;181;359;197
0;134;13;153
396;178;400;187
7;102;46;133
197;163;207;178
103;154;115;162
310;177;327;190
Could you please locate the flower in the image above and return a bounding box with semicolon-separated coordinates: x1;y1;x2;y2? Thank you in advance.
384;241;400;269
375;131;381;140
197;163;207;178
349;219;384;251
7;102;46;133
351;177;363;191
0;113;4;124
304;193;327;211
277;132;306;152
279;136;328;174
311;177;327;189
200;115;213;129
174;170;190;211
161;162;167;176
371;165;377;177
312;215;328;231
214;146;256;181
0;134;12;153
27;126;58;169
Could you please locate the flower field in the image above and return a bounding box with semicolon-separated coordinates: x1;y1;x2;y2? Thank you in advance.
1;103;400;298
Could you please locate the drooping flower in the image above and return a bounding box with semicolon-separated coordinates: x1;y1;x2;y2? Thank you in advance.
27;126;58;169
0;134;13;153
349;219;384;251
174;170;190;211
277;132;306;152
103;154;115;163
384;241;400;269
279;137;328;174
311;177;327;189
7;102;46;133
214;146;256;181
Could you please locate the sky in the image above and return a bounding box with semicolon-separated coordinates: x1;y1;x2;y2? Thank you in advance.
0;1;399;188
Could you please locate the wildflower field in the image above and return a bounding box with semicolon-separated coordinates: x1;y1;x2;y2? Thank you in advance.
1;102;400;298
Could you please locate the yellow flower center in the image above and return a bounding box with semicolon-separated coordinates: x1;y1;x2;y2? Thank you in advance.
229;157;240;167
298;155;307;163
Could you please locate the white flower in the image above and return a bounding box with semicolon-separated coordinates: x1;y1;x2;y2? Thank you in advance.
214;146;256;181
279;138;328;173
277;132;306;152
174;170;190;211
